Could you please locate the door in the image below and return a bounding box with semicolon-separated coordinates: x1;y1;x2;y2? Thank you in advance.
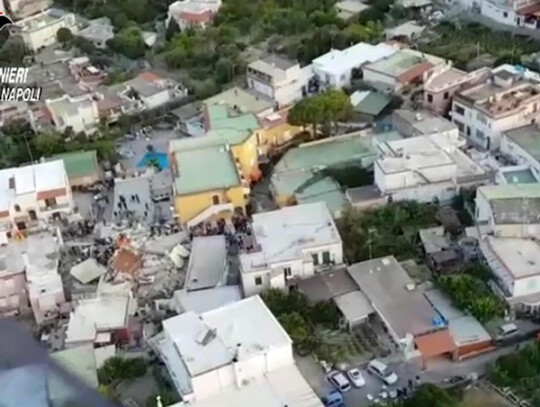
322;251;331;265
312;253;319;266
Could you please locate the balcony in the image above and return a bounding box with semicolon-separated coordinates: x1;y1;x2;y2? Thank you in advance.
39;202;71;213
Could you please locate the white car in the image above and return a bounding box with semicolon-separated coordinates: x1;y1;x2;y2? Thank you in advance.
367;360;398;385
328;371;351;392
347;368;366;388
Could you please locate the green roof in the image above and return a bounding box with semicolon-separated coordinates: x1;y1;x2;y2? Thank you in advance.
354;92;391;116
479;183;540;200
503;168;538;184
274;133;374;174
295;177;346;215
51;150;99;178
206;104;260;145
174;145;240;195
504;124;540;162
203;87;274;115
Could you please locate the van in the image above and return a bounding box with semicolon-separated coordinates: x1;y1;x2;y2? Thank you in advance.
321;390;345;407
498;323;518;337
368;359;398;385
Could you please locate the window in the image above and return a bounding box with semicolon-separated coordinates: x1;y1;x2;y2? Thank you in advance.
466;126;471;136
444;92;449;100
503;11;508;17
427;94;433;103
312;253;319;266
284;267;292;277
476;130;485;140
454;105;465;115
477;112;487;124
45;197;57;207
255;276;262;286
212;195;220;205
453;119;465;133
14;204;20;212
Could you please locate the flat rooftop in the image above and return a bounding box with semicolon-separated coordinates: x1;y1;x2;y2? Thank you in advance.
486;236;540;279
393;109;458;135
203;87;273;115
479;183;540;200
162;296;291;377
504;124;540;163
297;268;357;302
313;42;397;75
205;104;260;145
173;286;242;314
50;150;99;179
364;49;442;79
17;8;67;31
185;235;227;291
377;133;485;179
501;167;538;184
188;365;323;407
172;144;240;195
458;81;540;117
425;67;467;91
273;132;374;174
240;202;341;272
347;256;438;339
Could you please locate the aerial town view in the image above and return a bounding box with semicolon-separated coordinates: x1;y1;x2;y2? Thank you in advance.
5;0;540;406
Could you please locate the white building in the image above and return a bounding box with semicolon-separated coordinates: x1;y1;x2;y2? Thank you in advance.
65;290;135;348
451;66;540;151
374;131;489;203
6;0;52;19
247;55;310;107
24;232;65;325
480;236;540;311
78;17;114;49
168;0;222;31
158;296;322;407
312;42;397;89
501;123;540;177
16;8;78;52
362;48;447;92
117;71;187;111
239;202;343;297
0;160;73;239
475;183;540;238
46;94;100;134
459;0;540;30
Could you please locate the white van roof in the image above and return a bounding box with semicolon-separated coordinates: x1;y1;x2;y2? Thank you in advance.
368;359;388;371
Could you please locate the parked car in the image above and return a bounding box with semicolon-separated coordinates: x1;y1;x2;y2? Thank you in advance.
328;370;351;392
321;390;345;407
347;368;365;388
367;360;398;385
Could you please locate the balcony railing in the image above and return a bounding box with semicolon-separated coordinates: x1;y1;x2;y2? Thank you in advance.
39;202;71;212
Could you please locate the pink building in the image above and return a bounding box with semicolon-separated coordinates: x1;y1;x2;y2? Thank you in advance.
0;256;28;317
423;66;490;115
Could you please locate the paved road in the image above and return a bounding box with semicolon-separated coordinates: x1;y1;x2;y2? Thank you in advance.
296;339;533;407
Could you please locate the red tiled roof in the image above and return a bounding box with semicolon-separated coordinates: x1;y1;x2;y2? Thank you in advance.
37;188;67;200
397;61;434;84
179;9;213;23
517;3;540;14
415;329;456;358
138;71;163;84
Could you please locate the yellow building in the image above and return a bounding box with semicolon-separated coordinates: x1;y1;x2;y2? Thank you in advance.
170;138;250;226
169;89;303;225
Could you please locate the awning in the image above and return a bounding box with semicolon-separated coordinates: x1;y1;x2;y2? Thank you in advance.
415;329;456;358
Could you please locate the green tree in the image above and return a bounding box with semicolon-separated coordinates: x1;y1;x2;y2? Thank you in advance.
166;18;180;41
401;384;459;407
98;357;147;385
288;90;352;137
215;57;233;84
0;37;26;65
57;27;74;46
33;132;65;158
111;27;146;59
